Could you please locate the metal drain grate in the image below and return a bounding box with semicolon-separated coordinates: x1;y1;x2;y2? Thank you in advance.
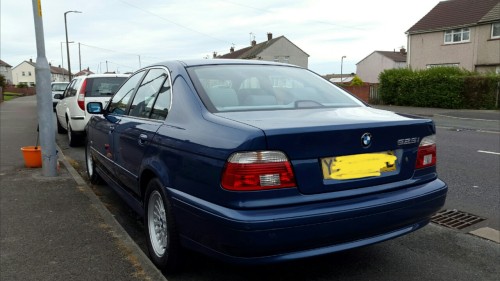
431;209;485;229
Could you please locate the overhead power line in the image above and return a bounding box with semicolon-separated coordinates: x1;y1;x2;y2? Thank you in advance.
117;0;230;44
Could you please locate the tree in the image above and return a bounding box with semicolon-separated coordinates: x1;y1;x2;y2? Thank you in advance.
350;75;364;86
0;74;6;89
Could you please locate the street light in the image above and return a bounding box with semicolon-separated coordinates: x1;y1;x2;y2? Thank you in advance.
60;41;73;71
64;10;82;81
340;55;346;84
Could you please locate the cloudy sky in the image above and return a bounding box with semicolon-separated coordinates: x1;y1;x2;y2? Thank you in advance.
1;0;441;75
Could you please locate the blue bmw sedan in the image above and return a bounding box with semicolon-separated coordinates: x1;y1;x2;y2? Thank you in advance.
85;59;447;272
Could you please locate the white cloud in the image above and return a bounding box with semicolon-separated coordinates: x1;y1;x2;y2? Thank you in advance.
1;0;441;75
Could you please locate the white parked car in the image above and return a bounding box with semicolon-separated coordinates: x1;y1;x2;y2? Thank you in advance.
55;73;129;146
51;82;69;111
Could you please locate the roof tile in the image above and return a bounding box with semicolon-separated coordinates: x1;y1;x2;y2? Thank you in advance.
407;0;500;33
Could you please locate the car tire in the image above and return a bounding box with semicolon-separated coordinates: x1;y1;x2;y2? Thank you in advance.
67;121;78;147
144;178;183;273
56;116;67;134
85;139;103;185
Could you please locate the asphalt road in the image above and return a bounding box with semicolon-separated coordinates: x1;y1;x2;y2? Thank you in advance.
54;110;500;280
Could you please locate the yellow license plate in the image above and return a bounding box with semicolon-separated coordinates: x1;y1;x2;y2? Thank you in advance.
321;151;397;180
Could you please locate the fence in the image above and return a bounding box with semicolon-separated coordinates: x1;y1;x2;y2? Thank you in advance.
2;85;36;96
340;83;380;104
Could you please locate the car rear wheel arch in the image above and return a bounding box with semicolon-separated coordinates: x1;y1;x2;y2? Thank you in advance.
140;168;171;202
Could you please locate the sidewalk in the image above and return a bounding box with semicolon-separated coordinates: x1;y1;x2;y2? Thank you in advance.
371;104;499;132
0;95;166;281
371;104;500;120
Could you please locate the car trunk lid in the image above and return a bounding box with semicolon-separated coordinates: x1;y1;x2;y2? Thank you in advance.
216;107;436;195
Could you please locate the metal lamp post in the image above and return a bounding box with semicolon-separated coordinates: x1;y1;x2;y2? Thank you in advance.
64;10;81;81
60;41;73;74
340;55;346;84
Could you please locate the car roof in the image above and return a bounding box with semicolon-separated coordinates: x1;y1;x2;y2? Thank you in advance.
147;59;302;68
79;73;130;78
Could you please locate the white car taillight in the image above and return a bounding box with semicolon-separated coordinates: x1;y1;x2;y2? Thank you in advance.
77;79;87;111
221;151;296;191
415;135;436;169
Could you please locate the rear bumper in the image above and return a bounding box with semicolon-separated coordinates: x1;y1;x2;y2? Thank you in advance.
171;179;447;264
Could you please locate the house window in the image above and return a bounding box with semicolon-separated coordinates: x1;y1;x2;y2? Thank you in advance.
22;71;26;76
426;63;459;68
273;56;279;62
284;56;290;63
444;28;470;44
28;71;32;76
492;23;500;39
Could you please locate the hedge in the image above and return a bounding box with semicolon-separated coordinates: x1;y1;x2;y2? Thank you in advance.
378;67;499;109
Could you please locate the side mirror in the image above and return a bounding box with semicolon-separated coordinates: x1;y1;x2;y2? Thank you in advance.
53;93;63;100
87;102;103;114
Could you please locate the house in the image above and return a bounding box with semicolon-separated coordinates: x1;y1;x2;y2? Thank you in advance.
74;67;94;77
356;49;407;83
12;60;36;86
322;73;356;83
12;59;71;86
0;59;13;85
218;33;309;68
406;0;500;73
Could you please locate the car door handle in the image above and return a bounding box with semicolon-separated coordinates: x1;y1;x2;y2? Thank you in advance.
108;126;115;134
138;134;148;145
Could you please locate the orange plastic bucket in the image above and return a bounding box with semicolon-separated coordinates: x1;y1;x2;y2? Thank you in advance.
20;146;42;168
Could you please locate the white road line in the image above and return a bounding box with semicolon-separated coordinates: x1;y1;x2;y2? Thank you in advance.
477;150;500;155
434;114;499;122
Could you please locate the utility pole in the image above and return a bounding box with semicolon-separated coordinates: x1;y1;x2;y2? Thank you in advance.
78;42;81;72
31;0;57;176
340;56;346;84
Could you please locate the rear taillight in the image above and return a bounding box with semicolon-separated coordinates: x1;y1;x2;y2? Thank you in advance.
415;135;436;169
221;151;296;191
77;79;87;111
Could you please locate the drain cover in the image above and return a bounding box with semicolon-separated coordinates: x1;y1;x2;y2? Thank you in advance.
431;209;485;229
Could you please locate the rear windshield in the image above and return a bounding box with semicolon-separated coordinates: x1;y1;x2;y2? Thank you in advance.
52;83;69;91
85;77;127;97
187;64;362;112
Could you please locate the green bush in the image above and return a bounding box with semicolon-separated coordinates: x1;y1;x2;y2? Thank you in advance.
16;82;28;88
350;75;364;86
378;67;499;109
0;74;6;88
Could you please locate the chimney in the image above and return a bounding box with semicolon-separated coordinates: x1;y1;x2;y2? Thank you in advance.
251;40;256;47
267;32;273;41
230;46;234;53
400;47;406;54
213;51;217;59
29;58;33;63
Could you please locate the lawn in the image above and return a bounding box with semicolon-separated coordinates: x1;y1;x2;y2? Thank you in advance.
2;92;24;101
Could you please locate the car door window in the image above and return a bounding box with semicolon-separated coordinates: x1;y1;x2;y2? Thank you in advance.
150;79;172;120
108;71;145;115
63;80;77;98
129;69;168;118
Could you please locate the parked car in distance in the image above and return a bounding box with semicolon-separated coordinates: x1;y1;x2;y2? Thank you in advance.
85;60;447;273
55;73;128;146
51;82;69;110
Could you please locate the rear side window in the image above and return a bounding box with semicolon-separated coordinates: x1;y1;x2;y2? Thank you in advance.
85;77;127;97
150;79;172;120
108;72;145;115
63;79;78;98
129;69;168;118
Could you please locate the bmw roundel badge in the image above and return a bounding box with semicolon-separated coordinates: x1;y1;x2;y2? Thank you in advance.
361;133;372;148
